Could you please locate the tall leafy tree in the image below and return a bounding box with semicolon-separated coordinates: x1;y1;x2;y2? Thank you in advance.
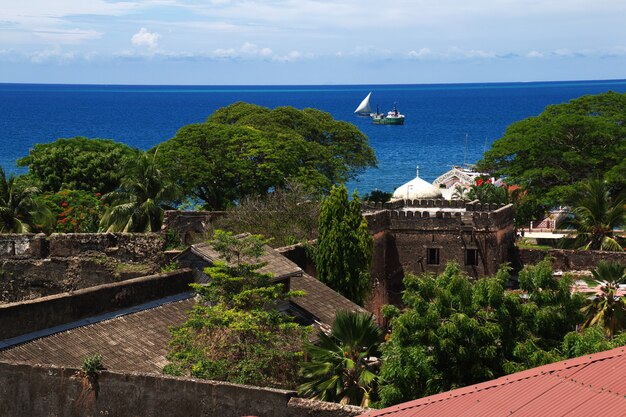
99;151;182;232
478;91;626;210
315;184;373;305
17;137;140;194
580;261;626;338
155;102;377;209
562;179;625;251
164;232;308;389
0;168;52;233
378;259;584;407
378;264;520;406
299;310;382;407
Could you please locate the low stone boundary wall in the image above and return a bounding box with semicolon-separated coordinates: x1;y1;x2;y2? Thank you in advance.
0;269;193;340
0;362;365;417
518;248;626;271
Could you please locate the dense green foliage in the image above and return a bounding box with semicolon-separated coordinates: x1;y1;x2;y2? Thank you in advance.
316;185;373;305
155;102;377;209
299;310;382;407
377;259;585;407
17;137;140;194
40;190;104;233
0;167;52;233
561;179;625;251
362;190;392;204
478;91;626;213
465;180;510;204
580;261;626;338
100;151;182;232
164;232;308;389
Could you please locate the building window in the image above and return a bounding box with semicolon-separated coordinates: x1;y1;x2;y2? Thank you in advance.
465;248;479;266
427;248;440;265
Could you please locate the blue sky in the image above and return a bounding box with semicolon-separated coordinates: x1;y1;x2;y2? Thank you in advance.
1;0;626;85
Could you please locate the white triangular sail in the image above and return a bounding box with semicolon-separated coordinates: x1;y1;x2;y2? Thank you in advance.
354;92;372;114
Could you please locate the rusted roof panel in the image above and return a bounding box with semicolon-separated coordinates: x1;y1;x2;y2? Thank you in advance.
359;347;626;417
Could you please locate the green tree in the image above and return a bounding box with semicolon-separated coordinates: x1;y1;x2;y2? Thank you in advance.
17;137;140;194
378;264;520;406
465;179;509;205
378;259;584;407
362;190;392;204
315;185;373;305
0;168;52;233
562;325;626;358
580;261;626;338
155;102;377;209
562;179;625;251
40;189;104;233
299;310;382;407
99;151;182;232
511;259;585;358
478;91;626;210
164;232;308;389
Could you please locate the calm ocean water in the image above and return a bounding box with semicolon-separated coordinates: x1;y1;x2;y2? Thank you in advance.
1;80;626;195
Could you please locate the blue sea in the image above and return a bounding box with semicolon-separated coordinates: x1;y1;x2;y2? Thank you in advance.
2;80;626;195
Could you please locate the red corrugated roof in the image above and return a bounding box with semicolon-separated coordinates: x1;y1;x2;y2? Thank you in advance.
360;346;626;417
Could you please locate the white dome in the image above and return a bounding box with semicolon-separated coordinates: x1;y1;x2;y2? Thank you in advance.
392;167;442;200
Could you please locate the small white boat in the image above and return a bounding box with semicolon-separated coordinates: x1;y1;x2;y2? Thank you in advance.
354;92;372;116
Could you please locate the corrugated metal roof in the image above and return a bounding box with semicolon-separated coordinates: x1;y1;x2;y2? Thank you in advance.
359;346;626;417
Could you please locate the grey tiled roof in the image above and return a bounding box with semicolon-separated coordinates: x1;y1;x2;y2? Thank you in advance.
188;242;302;280
290;273;368;326
0;298;194;374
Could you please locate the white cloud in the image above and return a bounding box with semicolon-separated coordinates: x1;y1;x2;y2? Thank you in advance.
526;50;544;58
408;48;433;59
131;28;161;49
211;42;274;59
29;49;76;64
273;50;303;62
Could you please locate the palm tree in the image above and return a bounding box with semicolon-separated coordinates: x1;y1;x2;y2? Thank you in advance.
580;261;626;339
99;151;182;232
299;310;382;407
0;167;51;233
565;179;625;251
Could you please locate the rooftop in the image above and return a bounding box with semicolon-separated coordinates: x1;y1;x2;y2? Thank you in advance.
0;296;194;373
359;346;626;417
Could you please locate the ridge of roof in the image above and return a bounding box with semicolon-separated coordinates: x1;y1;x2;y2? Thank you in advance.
361;346;626;417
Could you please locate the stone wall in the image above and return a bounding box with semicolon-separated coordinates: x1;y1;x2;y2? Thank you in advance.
0;361;365;417
518;248;626;271
0;233;165;303
0;269;193;340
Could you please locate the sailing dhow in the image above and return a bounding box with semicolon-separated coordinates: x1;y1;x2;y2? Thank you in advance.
354;92;372;115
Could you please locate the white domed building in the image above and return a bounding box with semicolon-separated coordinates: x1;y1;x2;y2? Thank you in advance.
391;167;442;201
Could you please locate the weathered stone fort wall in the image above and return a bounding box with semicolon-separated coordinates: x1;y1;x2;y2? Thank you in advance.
362;200;516;314
0;361;364;417
0;233;164;303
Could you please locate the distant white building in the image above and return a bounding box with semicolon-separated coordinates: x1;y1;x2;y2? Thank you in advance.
433;166;501;200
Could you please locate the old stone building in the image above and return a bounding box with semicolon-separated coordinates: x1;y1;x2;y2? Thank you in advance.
363;198;516;315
